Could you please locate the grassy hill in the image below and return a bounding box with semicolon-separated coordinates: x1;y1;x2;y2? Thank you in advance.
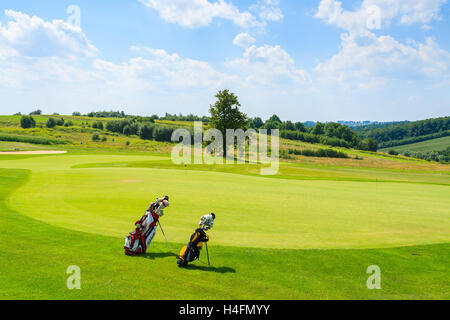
380;135;450;153
0;114;449;299
358;117;450;149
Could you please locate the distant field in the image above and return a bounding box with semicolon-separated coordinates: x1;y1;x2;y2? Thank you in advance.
0;141;56;152
381;136;450;153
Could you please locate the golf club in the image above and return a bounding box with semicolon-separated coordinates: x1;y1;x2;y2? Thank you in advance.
158;220;172;251
205;242;210;266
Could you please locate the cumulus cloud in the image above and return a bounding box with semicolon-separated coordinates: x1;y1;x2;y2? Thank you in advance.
139;0;283;28
96;46;235;90
315;30;450;88
233;33;256;48
139;0;260;28
227;43;309;86
0;10;97;58
315;0;447;31
313;0;450;89
251;0;284;23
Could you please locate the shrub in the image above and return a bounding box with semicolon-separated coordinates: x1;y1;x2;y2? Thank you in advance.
46;118;57;128
288;148;349;159
139;124;155;140
92;133;100;141
56;118;65;126
20;115;36;129
154;126;174;142
123;125;132;136
388;149;399;156
29;109;42;115
0;134;67;145
101;136;107;142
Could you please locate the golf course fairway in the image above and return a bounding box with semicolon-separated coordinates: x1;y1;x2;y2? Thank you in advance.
0;153;449;299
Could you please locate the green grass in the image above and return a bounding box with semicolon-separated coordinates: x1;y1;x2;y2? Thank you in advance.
381;136;450;153
1;115;449;299
1;154;449;250
0;167;448;299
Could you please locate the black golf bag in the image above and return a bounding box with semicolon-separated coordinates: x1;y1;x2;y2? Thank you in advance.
177;227;209;267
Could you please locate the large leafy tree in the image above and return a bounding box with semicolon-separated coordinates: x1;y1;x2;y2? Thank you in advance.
209;89;248;158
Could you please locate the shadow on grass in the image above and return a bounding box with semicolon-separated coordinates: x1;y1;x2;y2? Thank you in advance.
144;252;179;260
183;264;236;274
126;251;178;260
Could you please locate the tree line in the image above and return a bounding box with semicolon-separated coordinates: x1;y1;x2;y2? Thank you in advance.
247;115;377;151
358;117;450;147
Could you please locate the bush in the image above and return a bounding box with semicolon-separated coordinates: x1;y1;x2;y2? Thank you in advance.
139;124;155;140
20;115;36;129
72;112;81;116
29;109;42;115
0;134;67;145
123;125;132;136
388;149;399;156
46;118;57;128
56;118;65;126
154;126;174;142
288;148;349;159
92;133;100;141
64;120;73;127
92;121;104;130
101;136;107;142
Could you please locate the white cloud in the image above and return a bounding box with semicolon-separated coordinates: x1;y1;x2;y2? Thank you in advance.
227;43;309;86
315;0;447;31
0;10;97;58
95;46;235;90
315;30;450;88
251;0;284;22
139;0;261;28
233;33;256;48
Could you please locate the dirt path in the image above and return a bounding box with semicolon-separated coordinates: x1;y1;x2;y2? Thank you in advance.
0;151;67;155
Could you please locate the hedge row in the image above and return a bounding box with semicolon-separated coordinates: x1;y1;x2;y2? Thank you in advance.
0;134;68;145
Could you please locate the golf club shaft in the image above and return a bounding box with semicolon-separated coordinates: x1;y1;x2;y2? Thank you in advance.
158;220;172;250
205;242;210;266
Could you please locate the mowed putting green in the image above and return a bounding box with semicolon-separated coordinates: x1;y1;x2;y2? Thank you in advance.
1;153;449;299
2;154;450;249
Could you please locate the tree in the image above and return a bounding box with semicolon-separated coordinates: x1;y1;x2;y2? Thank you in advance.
46;118;57;128
264;114;282;130
72;112;82;116
311;122;325;135
20;116;36;129
92;133;100;141
29;109;42;115
281;121;295;131
294;122;308;132
55;118;65;126
209;89;248;158
139;124;154;140
252;117;264;129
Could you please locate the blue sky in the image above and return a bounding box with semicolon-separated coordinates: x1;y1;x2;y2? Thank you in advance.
0;0;449;122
